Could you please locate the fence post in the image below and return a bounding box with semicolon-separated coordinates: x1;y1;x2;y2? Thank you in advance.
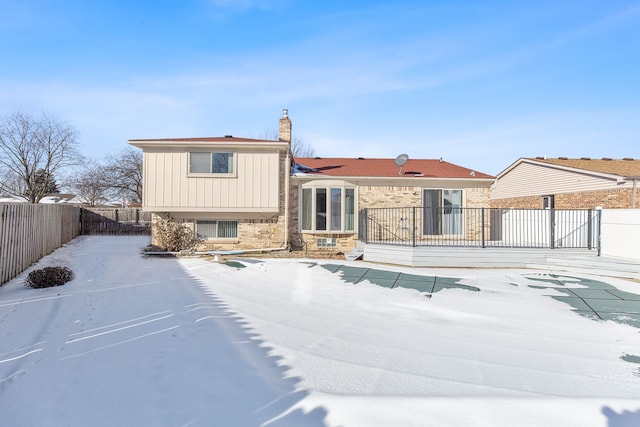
587;209;593;250
549;208;556;249
596;209;602;256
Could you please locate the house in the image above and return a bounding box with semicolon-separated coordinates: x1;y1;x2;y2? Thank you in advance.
128;111;293;251
129;111;495;255
289;156;494;253
491;157;640;209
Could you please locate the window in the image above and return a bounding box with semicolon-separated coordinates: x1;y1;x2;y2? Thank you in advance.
196;220;238;239
301;186;356;232
317;238;337;248
189;152;235;174
423;189;463;235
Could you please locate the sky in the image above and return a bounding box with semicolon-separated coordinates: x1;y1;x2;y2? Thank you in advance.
1;0;639;176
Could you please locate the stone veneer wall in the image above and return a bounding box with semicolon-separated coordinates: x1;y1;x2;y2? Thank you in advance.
289;183;491;256
490;188;635;209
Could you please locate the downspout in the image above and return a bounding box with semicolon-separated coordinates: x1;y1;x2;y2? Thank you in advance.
284;145;291;249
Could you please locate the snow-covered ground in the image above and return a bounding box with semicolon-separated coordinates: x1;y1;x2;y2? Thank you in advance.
1;236;639;426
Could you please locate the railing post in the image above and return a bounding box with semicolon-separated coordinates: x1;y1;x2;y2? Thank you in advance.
481;208;486;248
412;206;417;247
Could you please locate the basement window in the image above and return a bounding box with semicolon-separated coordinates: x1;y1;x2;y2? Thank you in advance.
316;238;337;248
196;220;238;239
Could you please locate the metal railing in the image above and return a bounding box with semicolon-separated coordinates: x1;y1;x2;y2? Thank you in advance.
359;207;601;251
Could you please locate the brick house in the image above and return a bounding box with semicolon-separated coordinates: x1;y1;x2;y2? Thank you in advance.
129;111;494;255
289;156;494;254
491;157;640;209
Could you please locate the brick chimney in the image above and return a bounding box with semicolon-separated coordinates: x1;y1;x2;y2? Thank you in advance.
278;109;292;142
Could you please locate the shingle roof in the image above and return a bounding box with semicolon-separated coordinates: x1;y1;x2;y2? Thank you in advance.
293;157;494;179
129;136;277;143
529;157;640;177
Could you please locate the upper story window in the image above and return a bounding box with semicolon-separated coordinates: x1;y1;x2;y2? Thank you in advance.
301;186;356;232
189;152;235;174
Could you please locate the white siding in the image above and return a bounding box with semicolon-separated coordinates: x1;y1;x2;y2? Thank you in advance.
492;162;623;200
144;151;281;212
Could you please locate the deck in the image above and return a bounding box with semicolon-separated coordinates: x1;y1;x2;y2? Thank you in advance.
361;244;640;280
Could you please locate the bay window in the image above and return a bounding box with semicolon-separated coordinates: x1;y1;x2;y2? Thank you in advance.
301;186;356;232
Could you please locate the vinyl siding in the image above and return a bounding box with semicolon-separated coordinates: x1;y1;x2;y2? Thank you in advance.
143;151;280;212
491;162;624;200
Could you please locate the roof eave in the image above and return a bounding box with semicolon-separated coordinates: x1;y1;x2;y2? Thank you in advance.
128;139;290;150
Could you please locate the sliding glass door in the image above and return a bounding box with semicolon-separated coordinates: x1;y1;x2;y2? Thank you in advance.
423;189;463;235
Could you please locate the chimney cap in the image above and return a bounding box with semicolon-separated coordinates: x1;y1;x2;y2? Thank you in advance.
282;109;288;118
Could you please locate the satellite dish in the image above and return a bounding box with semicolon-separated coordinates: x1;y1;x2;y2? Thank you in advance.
394;154;409;175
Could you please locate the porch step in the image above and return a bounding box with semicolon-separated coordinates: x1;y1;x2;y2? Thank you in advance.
345;248;364;261
528;255;640;280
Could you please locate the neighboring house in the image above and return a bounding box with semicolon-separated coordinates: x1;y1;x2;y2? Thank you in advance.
129;111;494;254
491;157;640;209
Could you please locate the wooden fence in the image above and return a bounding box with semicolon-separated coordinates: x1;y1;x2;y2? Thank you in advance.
1;204;81;286
80;208;151;235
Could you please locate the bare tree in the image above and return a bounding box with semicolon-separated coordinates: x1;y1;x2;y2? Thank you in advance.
0;112;80;203
103;147;143;203
290;135;315;158
259;130;315;158
68;160;110;207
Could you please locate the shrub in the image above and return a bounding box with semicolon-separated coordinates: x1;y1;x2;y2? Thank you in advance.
155;215;204;252
25;266;75;288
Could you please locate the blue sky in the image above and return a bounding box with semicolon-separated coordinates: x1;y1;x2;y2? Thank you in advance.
1;0;639;175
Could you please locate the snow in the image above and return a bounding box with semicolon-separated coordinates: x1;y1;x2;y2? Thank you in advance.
1;236;639;426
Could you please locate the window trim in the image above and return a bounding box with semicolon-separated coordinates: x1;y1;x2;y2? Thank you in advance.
300;185;357;233
188;151;237;177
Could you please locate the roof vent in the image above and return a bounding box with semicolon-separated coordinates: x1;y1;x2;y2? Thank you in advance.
580;157;591;160
623;157;634;161
559;156;568;160
358;157;365;160
602;157;612;161
224;135;233;138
